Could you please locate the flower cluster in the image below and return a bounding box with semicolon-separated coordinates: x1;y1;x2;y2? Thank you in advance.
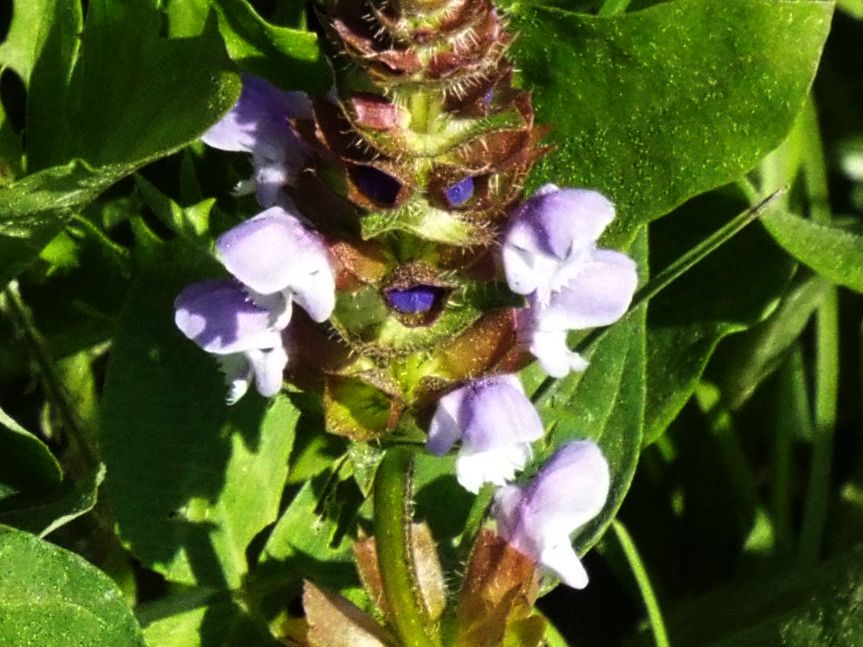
175;68;635;591
426;372;611;588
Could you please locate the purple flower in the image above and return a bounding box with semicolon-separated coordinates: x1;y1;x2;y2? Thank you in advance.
426;374;544;493
174;206;335;403
493;441;610;589
174;279;288;403
502;184;637;377
216;206;336;327
202;75;311;208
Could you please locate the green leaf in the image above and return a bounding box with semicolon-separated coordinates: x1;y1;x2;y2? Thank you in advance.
210;0;333;94
0;102;22;182
644;190;794;443
0;161;126;287
259;473;359;593
28;0;241;170
0;464;105;538
135;175;215;242
838;0;863;19
532;229;647;556
25;0;83;171
141;591;279;647
507;0;833;242
653;549;863;647
100;249;300;589
0;405;62;496
0;525;145;646
709;275;827;410
0;0;61;83
762;209;863;293
0;0;240;284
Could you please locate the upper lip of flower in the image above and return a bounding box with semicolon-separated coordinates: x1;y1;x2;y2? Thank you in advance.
215;206;336;325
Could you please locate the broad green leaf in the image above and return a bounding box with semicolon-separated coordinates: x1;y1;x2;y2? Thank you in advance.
0;525;146;646
252;467;372;620
0;464;105;538
0;161;125;287
0;0;59;83
0;404;62;496
644;190;794;443
762;209;863;293
507;0;833;243
141;591;278;647
210;0;333;94
28;0;241;170
25;0;83;170
532;229;647;555
259;474;359;593
648;549;863;647
100;250;300;589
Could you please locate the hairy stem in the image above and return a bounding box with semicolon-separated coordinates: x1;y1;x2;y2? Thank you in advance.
374;447;441;647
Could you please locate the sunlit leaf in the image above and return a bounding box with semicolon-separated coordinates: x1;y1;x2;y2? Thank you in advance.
100;249;300;589
507;0;833;243
0;525;145;646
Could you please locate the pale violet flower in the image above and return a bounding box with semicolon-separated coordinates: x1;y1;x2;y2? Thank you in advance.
426;374;544;493
216;206;336;328
202;75;311;208
174;206;335;403
502;184;638;377
174;279;289;403
493;440;610;589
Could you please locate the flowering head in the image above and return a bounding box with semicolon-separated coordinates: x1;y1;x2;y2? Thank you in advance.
426;374;544;493
493;440;610;589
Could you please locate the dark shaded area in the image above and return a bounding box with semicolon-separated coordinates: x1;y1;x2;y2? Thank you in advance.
0;67;26;133
350;165;402;207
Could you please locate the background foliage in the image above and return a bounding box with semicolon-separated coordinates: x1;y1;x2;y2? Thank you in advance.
1;0;862;645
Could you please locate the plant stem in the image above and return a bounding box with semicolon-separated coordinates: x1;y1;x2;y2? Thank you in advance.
773;347;810;553
695;383;762;519
613;520;670;647
373;447;440;647
798;97;838;564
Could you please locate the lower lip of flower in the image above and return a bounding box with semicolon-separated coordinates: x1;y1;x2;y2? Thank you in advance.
385;285;446;314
